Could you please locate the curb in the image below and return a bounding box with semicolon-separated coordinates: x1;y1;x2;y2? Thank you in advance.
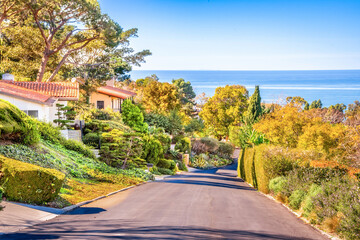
61;180;153;214
240;178;339;240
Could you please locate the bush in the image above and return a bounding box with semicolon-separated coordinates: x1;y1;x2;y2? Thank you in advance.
153;132;171;153
0;156;65;204
175;137;191;153
144;112;172;133
83;133;100;148
37;121;62;143
289;189;306;210
269;176;287;195
157;167;174;175
142;135;164;165
218;142;234;158
302;184;322;218
61;139;96;159
157;158;172;169
122;99;148;133
200;137;219;153
0;99;40;145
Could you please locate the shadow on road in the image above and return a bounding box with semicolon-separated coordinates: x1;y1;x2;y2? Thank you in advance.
163;178;254;191
2;220;315;240
66;207;106;215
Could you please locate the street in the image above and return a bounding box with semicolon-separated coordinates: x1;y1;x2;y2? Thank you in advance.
2;164;328;239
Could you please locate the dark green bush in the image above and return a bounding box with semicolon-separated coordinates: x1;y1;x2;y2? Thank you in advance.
144;112;172;133
157;158;172;169
157;167;174;175
61;139;96;159
142;135;164;165
0;156;65;204
83;133;100;148
175;137;191;153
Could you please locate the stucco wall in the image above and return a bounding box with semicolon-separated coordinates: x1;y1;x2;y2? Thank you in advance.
90;92;120;110
0;94;68;124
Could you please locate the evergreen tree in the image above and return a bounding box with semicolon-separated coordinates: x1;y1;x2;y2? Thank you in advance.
245;86;262;125
304;102;310;110
310;99;323;109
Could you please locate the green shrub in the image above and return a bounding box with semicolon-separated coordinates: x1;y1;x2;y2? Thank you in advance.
142;135;164;165
144;112;172;133
126;157;147;169
175;137;191;153
61;139;96;159
157;158;171;169
153;132;171;153
0;99;40;145
218;142;234;158
37;121;62;143
289;189;306;210
0;156;65;204
269;176;287;195
122;99;148;133
100;130;143;168
176;159;188;171
157;167;174;175
83;133;100;148
157;159;176;170
302;184;322;217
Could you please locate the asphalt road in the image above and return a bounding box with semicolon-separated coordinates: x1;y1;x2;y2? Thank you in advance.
3;163;329;240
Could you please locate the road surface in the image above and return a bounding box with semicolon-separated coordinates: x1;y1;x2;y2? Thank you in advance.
2;163;328;239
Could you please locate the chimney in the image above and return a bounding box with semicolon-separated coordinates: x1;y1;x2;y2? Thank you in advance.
2;73;15;81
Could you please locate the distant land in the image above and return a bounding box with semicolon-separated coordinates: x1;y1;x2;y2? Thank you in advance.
131;70;360;107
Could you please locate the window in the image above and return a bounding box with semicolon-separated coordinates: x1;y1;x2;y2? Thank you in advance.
97;101;104;109
22;110;39;118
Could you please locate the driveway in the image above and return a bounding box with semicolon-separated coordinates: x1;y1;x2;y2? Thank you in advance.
2;163;328;239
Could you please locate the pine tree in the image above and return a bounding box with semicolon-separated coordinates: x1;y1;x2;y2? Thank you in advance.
245;86;262;125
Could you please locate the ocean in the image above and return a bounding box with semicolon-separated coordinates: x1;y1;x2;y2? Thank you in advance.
130;70;360;107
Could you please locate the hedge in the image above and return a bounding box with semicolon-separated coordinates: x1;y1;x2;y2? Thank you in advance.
238;145;269;193
0;156;65;204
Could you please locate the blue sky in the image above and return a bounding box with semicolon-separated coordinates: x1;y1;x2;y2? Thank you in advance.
98;0;360;70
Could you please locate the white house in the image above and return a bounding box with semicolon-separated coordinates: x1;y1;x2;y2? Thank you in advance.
0;75;79;123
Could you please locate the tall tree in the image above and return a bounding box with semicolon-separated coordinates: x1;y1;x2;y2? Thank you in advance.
310;99;323;109
141;81;181;113
171;78;196;104
199;85;248;139
0;0;25;31
26;0;120;82
245;86;262;125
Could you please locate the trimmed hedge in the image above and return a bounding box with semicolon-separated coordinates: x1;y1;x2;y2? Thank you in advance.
0;156;65;204
238;145;270;193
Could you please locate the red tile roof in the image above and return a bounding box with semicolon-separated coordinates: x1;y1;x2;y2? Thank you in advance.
3;81;79;100
0;82;56;105
97;86;136;99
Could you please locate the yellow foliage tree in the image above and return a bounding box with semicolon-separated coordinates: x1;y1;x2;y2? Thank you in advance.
199;85;248;139
141;81;180;114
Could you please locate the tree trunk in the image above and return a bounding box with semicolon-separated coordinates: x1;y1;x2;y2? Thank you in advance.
46;53;70;82
37;54;49;82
